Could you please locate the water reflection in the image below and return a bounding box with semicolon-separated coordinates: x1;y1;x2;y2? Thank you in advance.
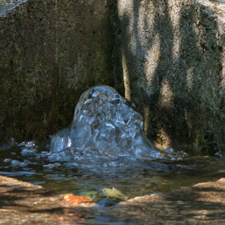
0;86;223;199
0;142;224;199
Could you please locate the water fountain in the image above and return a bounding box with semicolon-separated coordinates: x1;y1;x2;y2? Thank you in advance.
50;85;162;163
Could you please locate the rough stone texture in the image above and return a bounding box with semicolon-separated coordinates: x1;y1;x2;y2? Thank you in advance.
0;0;117;142
1;0;225;155
116;0;225;154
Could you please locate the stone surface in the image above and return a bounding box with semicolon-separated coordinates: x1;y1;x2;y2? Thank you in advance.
1;0;225;155
115;0;225;154
0;0;118;143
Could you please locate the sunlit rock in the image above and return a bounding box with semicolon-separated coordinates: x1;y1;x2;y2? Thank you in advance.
50;85;162;160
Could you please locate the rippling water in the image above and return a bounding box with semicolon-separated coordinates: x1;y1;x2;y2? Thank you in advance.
0;86;224;198
0;141;223;199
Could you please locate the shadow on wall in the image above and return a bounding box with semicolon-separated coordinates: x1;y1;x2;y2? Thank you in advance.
117;0;225;154
0;0;117;143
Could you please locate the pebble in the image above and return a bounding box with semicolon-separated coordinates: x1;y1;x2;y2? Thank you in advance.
3;158;12;163
11;160;21;167
21;148;37;155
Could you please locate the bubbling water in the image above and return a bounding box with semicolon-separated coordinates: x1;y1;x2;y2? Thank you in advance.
50;85;162;162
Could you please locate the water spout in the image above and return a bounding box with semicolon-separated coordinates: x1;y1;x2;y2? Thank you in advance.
50;85;162;161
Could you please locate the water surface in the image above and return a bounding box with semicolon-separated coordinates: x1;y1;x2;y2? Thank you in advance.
0;143;223;199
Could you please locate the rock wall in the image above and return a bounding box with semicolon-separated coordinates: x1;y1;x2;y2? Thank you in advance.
116;0;225;154
1;0;225;154
0;0;117;142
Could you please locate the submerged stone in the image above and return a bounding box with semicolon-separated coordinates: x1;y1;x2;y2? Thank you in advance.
50;86;162;161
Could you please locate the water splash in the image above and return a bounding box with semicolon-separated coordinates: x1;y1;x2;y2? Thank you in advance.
50;85;162;161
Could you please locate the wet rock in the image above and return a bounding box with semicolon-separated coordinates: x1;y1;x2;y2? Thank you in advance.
21;149;37;156
11;160;21;167
19;162;28;167
3;158;11;163
43;164;56;169
50;86;162;161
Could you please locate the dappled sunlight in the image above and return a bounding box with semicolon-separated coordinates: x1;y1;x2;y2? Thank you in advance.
158;79;174;108
117;0;225;152
118;0;138;56
167;0;182;61
1;0;225;223
186;66;195;92
144;33;160;92
121;49;131;100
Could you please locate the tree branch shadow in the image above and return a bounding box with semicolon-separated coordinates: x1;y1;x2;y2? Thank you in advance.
117;0;224;153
